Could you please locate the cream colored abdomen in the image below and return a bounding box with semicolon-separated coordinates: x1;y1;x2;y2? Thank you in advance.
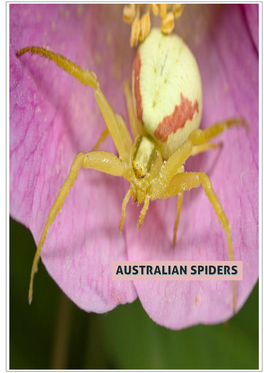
133;28;203;160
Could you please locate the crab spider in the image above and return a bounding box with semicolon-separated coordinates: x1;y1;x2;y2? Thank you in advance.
17;28;247;312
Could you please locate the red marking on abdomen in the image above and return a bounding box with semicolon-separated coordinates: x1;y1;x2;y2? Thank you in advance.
154;94;199;142
133;50;143;124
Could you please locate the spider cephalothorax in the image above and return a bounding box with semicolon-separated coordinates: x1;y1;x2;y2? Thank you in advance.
17;28;246;312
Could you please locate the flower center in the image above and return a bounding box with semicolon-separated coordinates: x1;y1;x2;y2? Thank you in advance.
123;4;185;47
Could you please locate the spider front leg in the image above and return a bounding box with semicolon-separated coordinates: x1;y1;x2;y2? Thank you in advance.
151;117;247;198
158;171;236;313
123;80;141;140
17;47;132;162
191;141;223;157
28;151;125;304
189;117;248;145
93;115;132;154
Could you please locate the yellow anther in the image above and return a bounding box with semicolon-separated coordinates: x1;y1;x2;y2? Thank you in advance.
123;4;136;24
150;4;159;16
173;4;185;19
139;12;151;42
123;4;185;47
159;4;167;19
130;17;141;47
161;12;175;34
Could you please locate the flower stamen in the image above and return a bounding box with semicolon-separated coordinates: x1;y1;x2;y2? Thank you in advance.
173;4;185;19
139;12;151;42
150;4;159;16
130;17;141;47
161;12;175;34
123;4;185;47
159;4;167;19
123;4;136;24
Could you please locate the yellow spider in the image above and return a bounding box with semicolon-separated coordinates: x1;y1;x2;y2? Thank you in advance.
17;28;246;312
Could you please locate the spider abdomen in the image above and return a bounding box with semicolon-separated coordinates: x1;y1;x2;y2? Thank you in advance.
133;28;203;159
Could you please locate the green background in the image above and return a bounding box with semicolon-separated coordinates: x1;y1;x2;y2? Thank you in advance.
10;218;259;369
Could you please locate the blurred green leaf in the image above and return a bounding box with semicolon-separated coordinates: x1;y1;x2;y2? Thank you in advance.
88;283;258;369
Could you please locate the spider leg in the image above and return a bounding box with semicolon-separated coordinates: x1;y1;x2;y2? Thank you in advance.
191;141;223;157
160;166;185;246
92;115;133;160
92;127;109;151
150;117;247;198
189;117;248;145
137;194;150;229
158;171;236;314
116;115;133;159
123;79;141;139
17;47;131;161
93;115;132;161
28;151;125;304
119;188;132;233
173;192;183;246
150;140;192;198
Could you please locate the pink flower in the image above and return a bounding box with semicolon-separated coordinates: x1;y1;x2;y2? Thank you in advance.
10;4;258;329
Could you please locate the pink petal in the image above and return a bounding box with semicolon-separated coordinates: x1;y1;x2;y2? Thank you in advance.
10;4;137;311
10;4;259;329
126;5;258;329
242;4;259;52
